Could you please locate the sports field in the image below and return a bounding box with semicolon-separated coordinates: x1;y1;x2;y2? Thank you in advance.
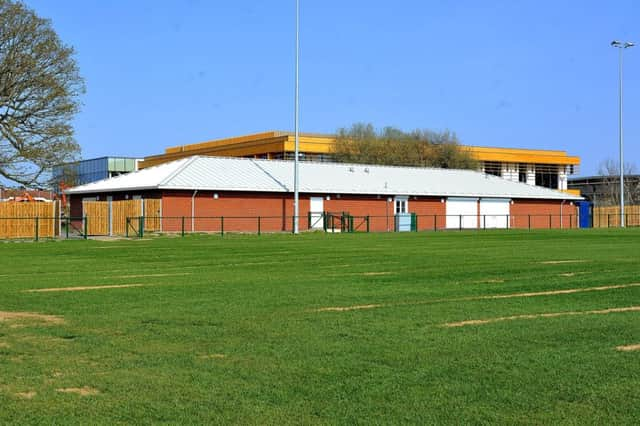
1;229;639;424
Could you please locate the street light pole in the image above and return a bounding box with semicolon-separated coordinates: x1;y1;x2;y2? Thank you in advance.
611;40;635;228
293;0;300;234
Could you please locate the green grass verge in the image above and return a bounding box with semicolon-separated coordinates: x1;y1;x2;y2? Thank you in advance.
1;229;639;424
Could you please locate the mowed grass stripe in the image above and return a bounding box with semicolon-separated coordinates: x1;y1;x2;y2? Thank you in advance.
313;283;640;312
444;306;640;327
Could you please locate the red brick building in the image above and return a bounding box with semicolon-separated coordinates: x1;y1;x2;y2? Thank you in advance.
66;156;582;233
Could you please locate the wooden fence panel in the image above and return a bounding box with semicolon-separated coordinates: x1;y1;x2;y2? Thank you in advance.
112;200;142;235
0;202;57;239
144;199;161;232
83;201;109;235
80;199;162;236
593;205;640;228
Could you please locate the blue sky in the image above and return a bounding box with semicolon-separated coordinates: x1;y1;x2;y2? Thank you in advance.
29;0;640;176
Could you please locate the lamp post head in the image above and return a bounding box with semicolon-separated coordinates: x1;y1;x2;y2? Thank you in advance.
611;40;635;48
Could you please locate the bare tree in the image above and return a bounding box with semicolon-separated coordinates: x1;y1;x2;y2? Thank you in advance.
597;159;639;206
0;0;84;185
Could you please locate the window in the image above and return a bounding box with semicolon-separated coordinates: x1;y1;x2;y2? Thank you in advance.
535;165;559;189
518;164;528;183
484;161;502;177
395;197;408;214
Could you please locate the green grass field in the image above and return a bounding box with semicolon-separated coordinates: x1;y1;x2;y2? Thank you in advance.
1;229;639;424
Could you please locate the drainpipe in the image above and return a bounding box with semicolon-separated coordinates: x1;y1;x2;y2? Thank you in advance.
191;190;198;232
560;199;566;229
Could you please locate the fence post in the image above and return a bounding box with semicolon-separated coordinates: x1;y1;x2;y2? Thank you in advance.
483;215;486;230
221;216;224;237
180;216;184;237
413;213;418;232
528;215;531;230
608;214;611;228
549;214;552;229
66;216;70;239
434;214;437;231
459;215;462;231
126;218;129;238
366;215;370;233
139;216;144;238
34;217;39;242
258;216;261;235
83;216;88;239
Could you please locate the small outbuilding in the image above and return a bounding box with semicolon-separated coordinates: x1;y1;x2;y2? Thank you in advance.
66;156;582;234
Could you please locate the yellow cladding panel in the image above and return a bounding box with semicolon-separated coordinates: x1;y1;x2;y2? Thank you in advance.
141;131;581;169
283;135;335;153
463;146;580;165
165;131;285;154
140;139;287;169
563;189;582;196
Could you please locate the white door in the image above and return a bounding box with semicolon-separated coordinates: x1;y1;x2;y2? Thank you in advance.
480;198;510;229
446;197;478;229
394;196;411;232
310;197;324;229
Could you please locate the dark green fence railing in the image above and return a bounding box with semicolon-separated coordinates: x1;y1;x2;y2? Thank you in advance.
3;213;640;241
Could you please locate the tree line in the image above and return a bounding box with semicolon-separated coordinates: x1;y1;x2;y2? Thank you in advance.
332;123;478;170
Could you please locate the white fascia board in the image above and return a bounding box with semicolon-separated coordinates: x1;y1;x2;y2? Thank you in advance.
158;185;288;193
65;186;159;195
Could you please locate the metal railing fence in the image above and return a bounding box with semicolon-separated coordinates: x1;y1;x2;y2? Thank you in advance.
123;213;592;238
3;213;640;241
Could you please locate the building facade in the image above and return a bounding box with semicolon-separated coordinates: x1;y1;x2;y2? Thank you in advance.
139;131;580;193
568;175;640;206
67;156;582;234
53;157;141;186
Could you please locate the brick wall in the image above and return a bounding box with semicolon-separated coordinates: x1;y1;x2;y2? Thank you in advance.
510;199;578;229
161;191;308;233
160;192;446;233
410;197;446;231
70;190;578;233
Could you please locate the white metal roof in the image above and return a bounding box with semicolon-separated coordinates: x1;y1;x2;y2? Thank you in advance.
66;156;582;200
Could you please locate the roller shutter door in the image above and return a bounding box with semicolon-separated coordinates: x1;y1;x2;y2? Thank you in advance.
446;197;478;229
480;198;510;229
